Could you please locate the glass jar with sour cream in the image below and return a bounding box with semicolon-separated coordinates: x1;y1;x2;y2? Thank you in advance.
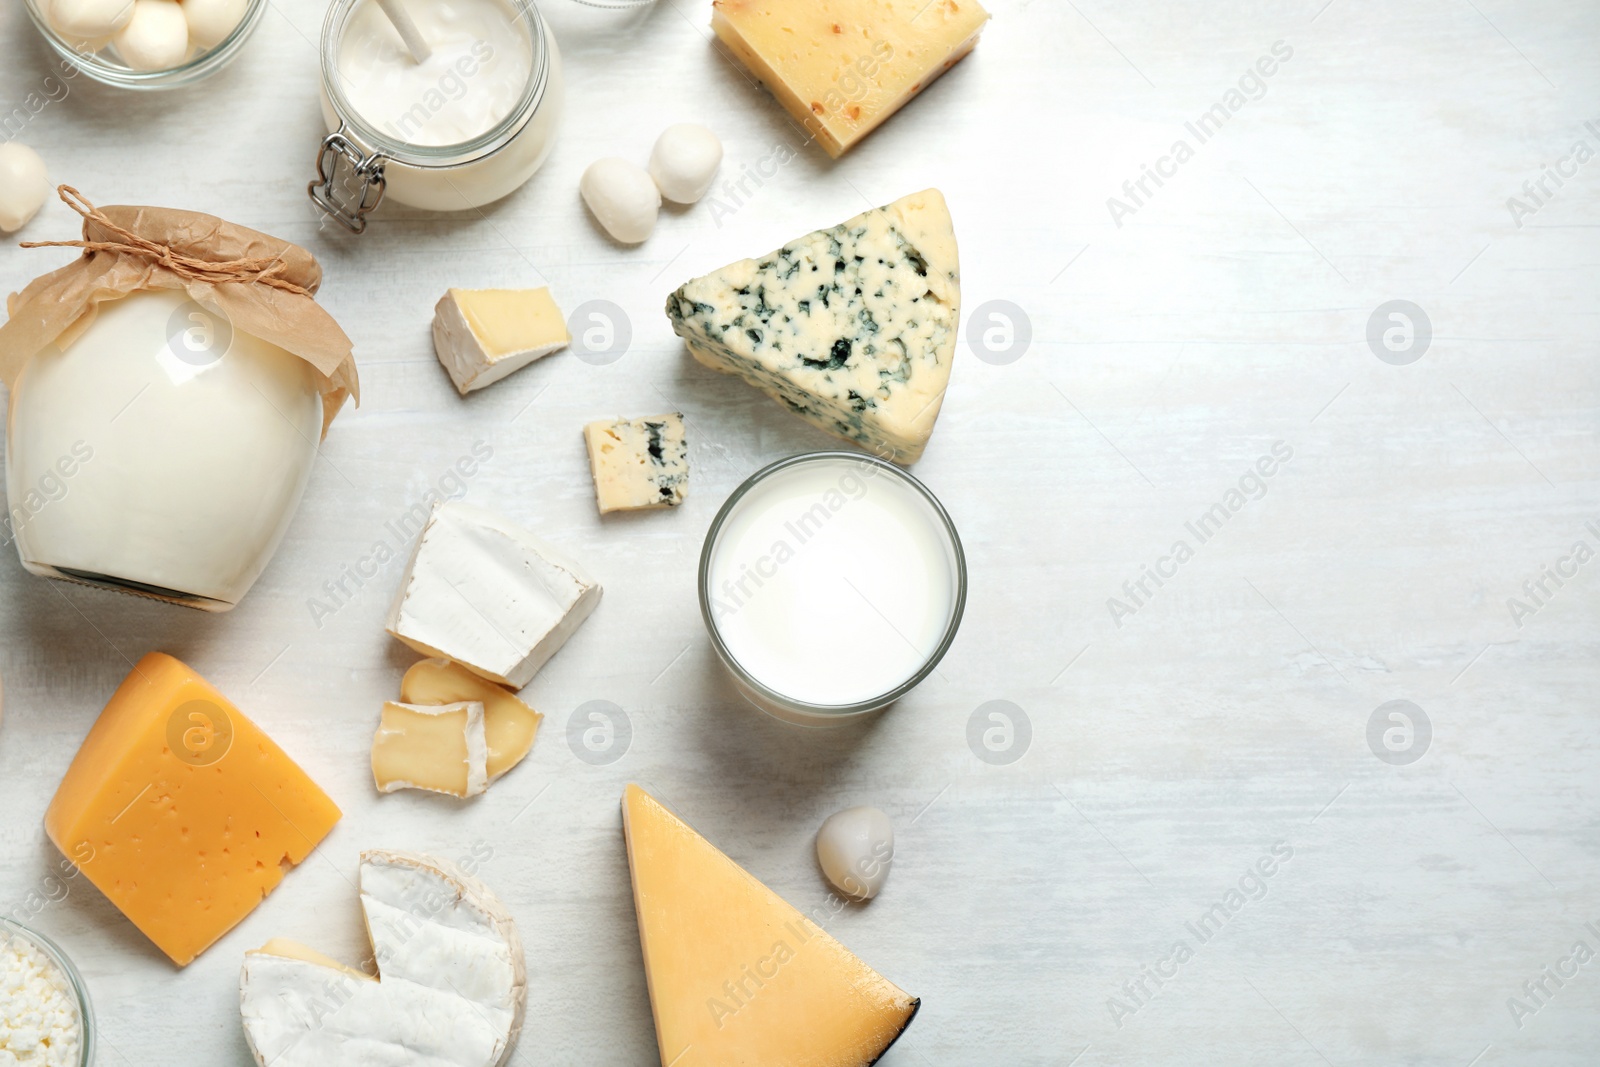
310;0;563;231
7;290;324;610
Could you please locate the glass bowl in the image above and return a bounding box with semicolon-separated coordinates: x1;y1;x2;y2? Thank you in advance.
24;0;267;90
699;451;967;727
0;918;95;1066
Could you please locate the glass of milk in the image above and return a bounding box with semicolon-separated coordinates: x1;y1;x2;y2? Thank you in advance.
699;452;967;726
311;0;563;231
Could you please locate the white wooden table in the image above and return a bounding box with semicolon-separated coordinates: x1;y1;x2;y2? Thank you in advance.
2;0;1598;1063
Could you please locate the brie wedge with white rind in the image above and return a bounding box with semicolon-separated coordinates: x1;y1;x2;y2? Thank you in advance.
400;658;542;783
386;502;602;689
371;700;489;798
666;189;959;464
240;850;526;1067
432;287;570;395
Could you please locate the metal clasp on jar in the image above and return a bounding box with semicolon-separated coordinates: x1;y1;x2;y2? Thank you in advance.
309;128;387;234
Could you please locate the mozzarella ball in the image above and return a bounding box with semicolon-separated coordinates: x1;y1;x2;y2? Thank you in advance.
649;123;723;204
50;0;134;40
815;806;894;900
0;144;50;235
182;0;246;49
579;158;659;244
113;0;190;71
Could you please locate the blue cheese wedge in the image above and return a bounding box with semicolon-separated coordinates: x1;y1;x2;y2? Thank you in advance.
583;414;689;513
665;188;959;464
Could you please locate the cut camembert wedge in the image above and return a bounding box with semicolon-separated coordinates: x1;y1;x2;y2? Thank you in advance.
622;785;919;1066
400;657;542;782
240;850;525;1067
386;501;602;689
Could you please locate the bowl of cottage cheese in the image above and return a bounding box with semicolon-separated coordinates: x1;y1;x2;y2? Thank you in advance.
0;919;91;1067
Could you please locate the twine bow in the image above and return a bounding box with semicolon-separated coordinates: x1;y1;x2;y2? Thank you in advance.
20;186;314;298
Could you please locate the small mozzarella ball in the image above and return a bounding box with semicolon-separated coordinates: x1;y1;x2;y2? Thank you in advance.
113;0;190;71
50;0;134;40
580;158;660;244
0;144;50;235
649;123;723;204
816;806;894;900
182;0;246;49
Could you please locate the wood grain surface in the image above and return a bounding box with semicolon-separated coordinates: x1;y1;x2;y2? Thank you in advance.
1;0;1597;1063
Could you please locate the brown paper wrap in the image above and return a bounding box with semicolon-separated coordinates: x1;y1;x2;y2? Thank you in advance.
0;187;359;436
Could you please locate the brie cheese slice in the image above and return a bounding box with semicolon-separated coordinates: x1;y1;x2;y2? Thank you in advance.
386;502;602;689
432;287;570;395
371;700;489;798
400;658;542;783
239;850;526;1067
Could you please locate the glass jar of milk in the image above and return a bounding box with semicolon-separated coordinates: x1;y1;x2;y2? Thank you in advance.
311;0;563;231
699;452;968;726
5;290;323;610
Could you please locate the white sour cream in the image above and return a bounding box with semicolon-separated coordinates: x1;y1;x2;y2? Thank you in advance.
334;0;533;148
5;289;322;609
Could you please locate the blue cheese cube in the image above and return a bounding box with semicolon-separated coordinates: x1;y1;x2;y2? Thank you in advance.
665;188;960;464
582;414;689;514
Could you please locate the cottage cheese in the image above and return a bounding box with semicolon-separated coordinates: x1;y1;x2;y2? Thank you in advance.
0;932;81;1067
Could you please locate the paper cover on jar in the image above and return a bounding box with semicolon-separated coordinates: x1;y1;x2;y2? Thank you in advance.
0;186;359;436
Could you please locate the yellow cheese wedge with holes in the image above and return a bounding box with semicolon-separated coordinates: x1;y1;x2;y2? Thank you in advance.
712;0;990;158
623;785;919;1066
44;652;340;966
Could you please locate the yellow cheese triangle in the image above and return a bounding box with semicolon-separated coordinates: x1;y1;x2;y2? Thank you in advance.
711;0;990;158
622;785;918;1066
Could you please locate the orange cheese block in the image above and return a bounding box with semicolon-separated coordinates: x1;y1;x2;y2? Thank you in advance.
711;0;991;158
622;784;918;1066
44;652;340;967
